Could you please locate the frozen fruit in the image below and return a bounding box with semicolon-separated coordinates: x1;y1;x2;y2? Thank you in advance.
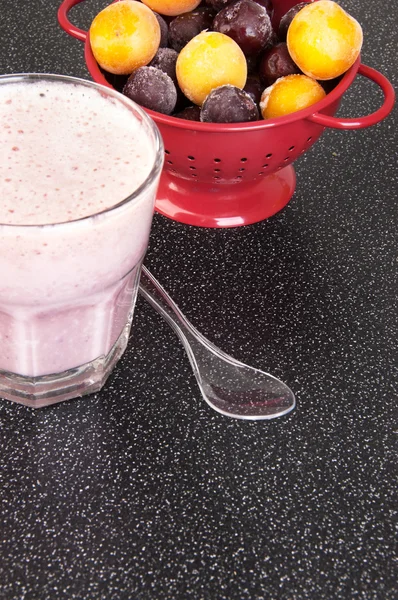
154;11;169;47
149;47;178;83
102;72;129;93
252;0;274;17
123;66;177;114
260;74;326;119
201;85;259;123
287;0;363;80
278;2;307;40
176;31;247;106
246;54;260;76
174;105;201;120
141;0;202;17
259;42;301;86
243;75;262;105
169;7;215;53
213;0;273;57
205;0;232;11
321;75;343;95
89;1;161;75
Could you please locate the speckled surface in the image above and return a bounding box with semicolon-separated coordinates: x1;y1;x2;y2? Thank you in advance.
0;1;397;598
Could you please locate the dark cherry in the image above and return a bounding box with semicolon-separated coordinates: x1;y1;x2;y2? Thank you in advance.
102;71;128;93
149;47;179;84
205;0;233;11
251;0;273;17
200;85;259;123
123;67;177;115
244;27;278;74
258;42;301;86
154;12;169;48
169;7;215;53
321;75;343;94
174;105;201;120
278;2;307;40
243;75;262;105
213;0;274;57
246;53;262;75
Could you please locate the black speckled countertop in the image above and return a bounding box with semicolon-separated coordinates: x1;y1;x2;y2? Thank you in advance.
0;2;397;598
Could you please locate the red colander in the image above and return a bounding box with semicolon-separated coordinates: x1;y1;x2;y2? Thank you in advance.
58;0;395;228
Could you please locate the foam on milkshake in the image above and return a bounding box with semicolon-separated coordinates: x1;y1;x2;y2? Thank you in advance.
0;79;153;225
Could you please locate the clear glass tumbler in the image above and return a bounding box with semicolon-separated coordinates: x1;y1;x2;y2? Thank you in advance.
0;74;164;408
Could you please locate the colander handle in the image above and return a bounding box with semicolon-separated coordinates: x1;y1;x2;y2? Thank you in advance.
307;64;395;129
58;0;89;42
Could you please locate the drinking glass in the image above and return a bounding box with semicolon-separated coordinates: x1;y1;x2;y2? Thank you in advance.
0;74;164;408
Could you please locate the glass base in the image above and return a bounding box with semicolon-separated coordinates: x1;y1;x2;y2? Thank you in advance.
0;324;131;408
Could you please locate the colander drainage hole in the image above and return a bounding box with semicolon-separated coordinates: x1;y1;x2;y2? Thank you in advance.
187;155;195;161
214;168;220;172
307;136;312;142
289;145;295;151
262;164;269;168
265;153;272;159
189;166;196;170
240;157;247;162
239;168;245;172
167;160;173;165
214;158;221;163
165;149;170;155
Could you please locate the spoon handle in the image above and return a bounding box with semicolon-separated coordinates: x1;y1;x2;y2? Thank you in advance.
139;266;196;338
139;266;223;356
139;266;205;377
138;267;254;387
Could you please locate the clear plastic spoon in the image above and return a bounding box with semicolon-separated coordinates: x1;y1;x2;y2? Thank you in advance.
138;266;295;420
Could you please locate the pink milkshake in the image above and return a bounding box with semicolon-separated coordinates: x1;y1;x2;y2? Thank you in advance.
0;74;163;407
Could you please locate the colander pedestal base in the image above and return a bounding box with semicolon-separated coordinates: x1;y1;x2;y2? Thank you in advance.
155;165;296;228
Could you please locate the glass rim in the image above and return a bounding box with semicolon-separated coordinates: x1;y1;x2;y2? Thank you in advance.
0;72;164;229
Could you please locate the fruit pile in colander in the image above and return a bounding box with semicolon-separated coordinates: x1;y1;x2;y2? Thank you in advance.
89;0;363;122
